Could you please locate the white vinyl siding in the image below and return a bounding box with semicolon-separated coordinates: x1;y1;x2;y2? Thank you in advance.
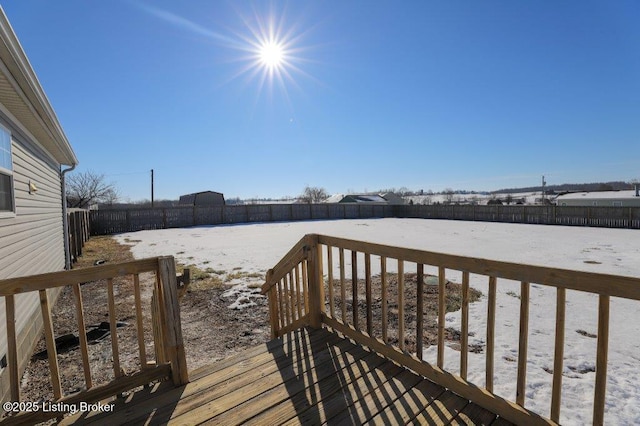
0;131;65;398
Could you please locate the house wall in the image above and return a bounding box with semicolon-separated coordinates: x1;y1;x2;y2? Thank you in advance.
0;112;65;403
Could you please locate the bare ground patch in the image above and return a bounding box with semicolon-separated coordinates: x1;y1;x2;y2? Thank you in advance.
325;273;482;354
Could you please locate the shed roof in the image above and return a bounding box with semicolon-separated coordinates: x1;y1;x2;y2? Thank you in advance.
0;8;77;166
180;190;224;197
326;193;389;203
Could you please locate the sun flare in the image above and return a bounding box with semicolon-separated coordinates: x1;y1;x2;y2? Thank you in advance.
259;40;285;69
210;6;315;101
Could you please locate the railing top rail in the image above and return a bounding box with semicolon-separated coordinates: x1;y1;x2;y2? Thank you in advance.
261;235;316;294
316;234;640;301
0;257;164;296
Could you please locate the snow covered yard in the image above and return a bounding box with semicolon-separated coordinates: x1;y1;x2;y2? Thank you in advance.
116;218;640;425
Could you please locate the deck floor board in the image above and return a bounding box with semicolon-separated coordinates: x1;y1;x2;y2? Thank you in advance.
62;327;510;426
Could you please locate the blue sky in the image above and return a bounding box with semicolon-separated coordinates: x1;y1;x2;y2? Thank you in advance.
2;1;639;201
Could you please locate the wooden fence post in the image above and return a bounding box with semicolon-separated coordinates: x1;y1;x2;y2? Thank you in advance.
75;212;83;258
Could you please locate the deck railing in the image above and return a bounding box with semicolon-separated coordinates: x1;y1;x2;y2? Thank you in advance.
262;233;640;425
0;256;188;424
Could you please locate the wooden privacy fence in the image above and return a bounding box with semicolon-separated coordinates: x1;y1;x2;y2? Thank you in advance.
90;204;393;235
262;234;640;425
397;204;640;229
67;209;90;265
0;256;188;425
90;204;640;235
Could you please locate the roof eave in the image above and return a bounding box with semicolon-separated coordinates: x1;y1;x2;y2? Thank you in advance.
0;7;78;166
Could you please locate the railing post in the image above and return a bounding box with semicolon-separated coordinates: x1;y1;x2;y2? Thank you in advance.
265;269;281;338
157;256;189;386
306;235;324;329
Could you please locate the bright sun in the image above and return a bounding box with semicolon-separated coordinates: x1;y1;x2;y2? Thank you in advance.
259;40;285;69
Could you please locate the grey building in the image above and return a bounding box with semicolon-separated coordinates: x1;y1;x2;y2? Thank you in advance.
179;191;225;206
0;7;78;404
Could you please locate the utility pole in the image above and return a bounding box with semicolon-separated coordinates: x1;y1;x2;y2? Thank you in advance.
151;169;154;208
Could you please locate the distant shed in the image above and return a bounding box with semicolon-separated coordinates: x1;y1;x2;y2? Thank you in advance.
179;191;225;206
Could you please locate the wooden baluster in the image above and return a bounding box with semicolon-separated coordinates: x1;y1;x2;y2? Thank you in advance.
352;250;359;330
327;245;335;318
302;260;309;315
381;256;388;343
460;272;470;380
551;287;566;422
516;282;530;406
39;289;63;399
283;274;291;326
133;274;148;369
290;272;298;322
416;264;424;360
438;267;446;368
486;276;497;392
398;260;405;351
365;253;372;335
593;294;610;425
295;265;302;320
73;283;92;387
107;279;122;378
292;272;300;322
340;248;346;323
278;280;286;328
5;295;19;402
316;244;325;322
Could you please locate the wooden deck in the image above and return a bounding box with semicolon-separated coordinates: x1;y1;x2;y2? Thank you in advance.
4;234;634;424
62;327;510;425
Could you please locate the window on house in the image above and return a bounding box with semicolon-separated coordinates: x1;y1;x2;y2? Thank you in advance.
0;125;14;214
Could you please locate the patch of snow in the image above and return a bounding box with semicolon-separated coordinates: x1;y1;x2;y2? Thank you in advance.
221;282;263;310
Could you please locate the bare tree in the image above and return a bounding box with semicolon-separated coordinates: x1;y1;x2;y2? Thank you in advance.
299;186;328;204
505;194;514;205
66;170;119;208
443;188;455;204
